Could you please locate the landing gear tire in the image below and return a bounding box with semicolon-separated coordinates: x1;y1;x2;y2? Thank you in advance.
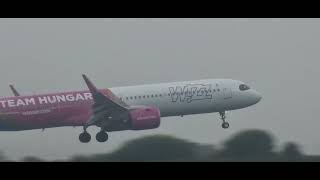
219;111;230;129
222;122;230;129
96;131;109;143
79;132;91;143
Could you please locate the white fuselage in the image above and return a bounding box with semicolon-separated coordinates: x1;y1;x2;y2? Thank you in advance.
110;79;261;117
0;77;261;133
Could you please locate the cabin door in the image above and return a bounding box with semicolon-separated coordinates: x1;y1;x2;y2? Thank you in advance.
223;87;232;99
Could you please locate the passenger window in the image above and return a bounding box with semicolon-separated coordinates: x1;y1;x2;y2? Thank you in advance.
151;95;154;98
155;94;158;97
134;96;137;99
143;95;145;98
139;96;141;99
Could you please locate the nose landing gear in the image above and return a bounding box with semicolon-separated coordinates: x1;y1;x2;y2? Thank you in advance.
219;111;230;129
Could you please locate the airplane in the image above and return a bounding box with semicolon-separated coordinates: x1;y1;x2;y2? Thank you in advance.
0;75;261;143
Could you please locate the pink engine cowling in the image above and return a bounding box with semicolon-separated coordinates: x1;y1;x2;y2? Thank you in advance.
129;106;161;130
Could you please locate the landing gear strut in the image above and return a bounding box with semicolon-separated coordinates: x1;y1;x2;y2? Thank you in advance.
219;111;229;129
96;130;109;143
79;125;91;143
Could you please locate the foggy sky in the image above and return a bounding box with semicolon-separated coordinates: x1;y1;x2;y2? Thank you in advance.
0;18;319;161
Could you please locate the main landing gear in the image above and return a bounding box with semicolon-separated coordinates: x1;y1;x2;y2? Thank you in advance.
79;131;91;143
96;130;109;143
79;127;109;143
219;111;230;129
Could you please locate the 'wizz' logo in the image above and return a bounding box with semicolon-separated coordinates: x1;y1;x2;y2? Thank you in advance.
169;84;212;103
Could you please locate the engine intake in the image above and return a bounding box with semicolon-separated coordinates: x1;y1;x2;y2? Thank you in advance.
129;106;161;130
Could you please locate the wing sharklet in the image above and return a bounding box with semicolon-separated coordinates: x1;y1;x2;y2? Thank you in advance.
82;74;129;108
82;74;99;95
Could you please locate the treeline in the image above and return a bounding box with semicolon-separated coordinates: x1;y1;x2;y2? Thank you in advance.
2;129;320;162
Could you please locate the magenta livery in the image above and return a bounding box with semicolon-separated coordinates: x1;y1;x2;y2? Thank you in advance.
0;90;95;130
0;92;93;108
0;74;262;143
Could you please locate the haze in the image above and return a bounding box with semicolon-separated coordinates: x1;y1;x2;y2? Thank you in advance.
0;18;319;161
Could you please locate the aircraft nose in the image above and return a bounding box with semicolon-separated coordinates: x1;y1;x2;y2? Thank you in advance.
251;90;262;103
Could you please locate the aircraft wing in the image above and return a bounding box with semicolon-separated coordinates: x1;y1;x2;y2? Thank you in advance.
82;74;129;127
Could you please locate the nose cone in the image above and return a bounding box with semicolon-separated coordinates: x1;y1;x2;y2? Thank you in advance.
251;90;262;104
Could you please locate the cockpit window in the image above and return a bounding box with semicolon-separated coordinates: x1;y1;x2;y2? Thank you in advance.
239;84;250;91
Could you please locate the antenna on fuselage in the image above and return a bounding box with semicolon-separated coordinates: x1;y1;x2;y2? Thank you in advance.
9;84;20;97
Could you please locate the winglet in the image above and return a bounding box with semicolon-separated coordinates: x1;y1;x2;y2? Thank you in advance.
9;84;20;97
82;74;99;94
82;74;129;109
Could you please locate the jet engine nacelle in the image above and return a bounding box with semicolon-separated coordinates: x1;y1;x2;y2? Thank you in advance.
129;106;161;130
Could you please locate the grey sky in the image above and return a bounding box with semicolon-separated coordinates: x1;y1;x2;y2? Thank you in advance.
0;18;319;161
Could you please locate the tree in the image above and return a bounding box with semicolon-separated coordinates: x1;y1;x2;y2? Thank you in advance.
0;151;6;162
280;142;303;161
217;129;276;161
71;135;209;162
106;135;202;161
22;156;45;162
